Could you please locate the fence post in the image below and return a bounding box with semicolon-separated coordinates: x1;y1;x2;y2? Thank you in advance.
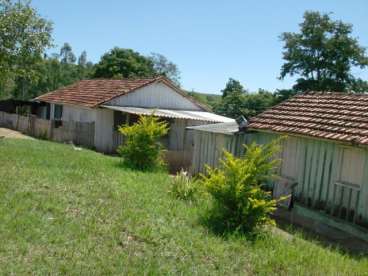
49;120;54;140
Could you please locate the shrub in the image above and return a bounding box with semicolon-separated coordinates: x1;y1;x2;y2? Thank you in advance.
201;141;281;233
117;115;169;170
169;169;197;201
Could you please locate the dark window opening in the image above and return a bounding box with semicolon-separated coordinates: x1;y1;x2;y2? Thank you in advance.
128;114;139;125
113;111;127;130
46;104;51;120
54;104;63;120
54;120;63;128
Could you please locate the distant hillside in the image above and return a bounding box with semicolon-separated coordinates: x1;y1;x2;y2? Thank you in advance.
185;90;222;110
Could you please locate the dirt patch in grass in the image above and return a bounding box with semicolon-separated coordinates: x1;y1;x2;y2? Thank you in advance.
0;128;33;139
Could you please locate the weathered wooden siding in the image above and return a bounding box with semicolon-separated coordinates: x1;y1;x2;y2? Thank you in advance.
105;82;203;111
94;108;114;152
110;117;212;171
190;131;246;174
61;104;96;122
247;132;368;227
0;111;95;148
191;129;368;226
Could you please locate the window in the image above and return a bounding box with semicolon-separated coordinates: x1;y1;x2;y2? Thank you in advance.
113;111;127;130
128;114;139;125
339;148;365;187
281;138;299;180
54;104;63;120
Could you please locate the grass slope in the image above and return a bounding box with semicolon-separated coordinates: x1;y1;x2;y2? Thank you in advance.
0;138;367;275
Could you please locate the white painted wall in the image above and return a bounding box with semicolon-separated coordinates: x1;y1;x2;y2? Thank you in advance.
105;82;203;111
62;104;96;122
94;108;114;152
50;104;55;120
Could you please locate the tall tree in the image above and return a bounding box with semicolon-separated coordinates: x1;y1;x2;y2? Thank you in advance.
148;53;181;86
78;51;87;67
60;42;76;64
93;48;155;79
27;46;94;98
221;78;246;98
280;11;368;92
0;0;53;99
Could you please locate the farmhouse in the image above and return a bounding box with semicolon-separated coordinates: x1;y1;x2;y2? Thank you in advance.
33;76;232;168
189;92;368;238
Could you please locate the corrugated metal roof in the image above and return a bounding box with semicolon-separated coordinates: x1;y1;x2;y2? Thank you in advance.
101;105;234;123
186;121;239;135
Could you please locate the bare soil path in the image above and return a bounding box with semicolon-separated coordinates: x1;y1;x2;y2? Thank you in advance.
0;128;33;139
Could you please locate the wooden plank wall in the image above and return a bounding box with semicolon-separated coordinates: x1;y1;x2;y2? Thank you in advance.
0;111;95;149
105;82;203;111
190;131;242;174
110;118;210;172
245;132;368;227
190;129;368;226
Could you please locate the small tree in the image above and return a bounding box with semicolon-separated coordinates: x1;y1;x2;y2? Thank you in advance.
201;141;280;233
117;115;169;170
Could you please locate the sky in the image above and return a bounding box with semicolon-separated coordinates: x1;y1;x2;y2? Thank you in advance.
32;0;368;94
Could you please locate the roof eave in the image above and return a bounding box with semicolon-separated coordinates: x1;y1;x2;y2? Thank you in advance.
247;127;368;148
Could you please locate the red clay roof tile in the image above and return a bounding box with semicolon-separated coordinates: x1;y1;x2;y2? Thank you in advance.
34;76;205;109
248;92;368;145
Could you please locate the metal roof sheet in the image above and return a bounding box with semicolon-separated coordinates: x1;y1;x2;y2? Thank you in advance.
186;121;239;135
101;105;234;123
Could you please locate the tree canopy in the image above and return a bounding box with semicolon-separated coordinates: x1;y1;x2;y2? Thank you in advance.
214;78;276;119
0;0;53;99
148;53;181;86
280;11;368;92
221;78;246;98
92;48;181;86
93;48;156;79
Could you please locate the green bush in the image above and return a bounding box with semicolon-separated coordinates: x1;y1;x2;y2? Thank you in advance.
117;115;169;170
201;141;280;233
169;169;197;201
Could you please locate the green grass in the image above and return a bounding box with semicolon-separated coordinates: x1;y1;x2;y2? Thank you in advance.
0;138;367;275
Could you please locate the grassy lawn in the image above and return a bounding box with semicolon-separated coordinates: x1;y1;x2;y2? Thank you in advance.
0;138;367;275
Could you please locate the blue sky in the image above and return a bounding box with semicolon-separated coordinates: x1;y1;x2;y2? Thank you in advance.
32;0;368;94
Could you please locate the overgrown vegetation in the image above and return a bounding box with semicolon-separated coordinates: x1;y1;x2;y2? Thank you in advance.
0;138;367;274
117;115;169;170
169;169;197;201
201;142;281;234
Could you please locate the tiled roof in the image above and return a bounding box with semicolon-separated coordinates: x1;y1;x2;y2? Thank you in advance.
35;76;207;110
248;92;368;145
35;78;161;107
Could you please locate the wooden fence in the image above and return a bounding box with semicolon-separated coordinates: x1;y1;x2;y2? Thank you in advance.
112;131;124;151
0;111;95;148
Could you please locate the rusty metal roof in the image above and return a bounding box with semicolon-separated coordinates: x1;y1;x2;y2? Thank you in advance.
248;92;368;145
102;105;234;123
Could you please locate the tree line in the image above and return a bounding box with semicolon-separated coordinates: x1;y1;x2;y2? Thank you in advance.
0;0;180;100
1;0;367;119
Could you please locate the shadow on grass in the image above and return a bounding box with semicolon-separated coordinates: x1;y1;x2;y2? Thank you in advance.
197;205;267;242
113;158;168;174
274;216;368;258
199;204;368;256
